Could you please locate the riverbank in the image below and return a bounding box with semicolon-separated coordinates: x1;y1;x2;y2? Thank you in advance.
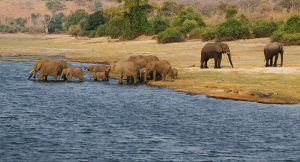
0;33;299;104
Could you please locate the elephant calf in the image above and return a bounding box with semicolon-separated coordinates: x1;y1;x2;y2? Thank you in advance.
171;68;178;79
61;67;84;82
91;71;110;81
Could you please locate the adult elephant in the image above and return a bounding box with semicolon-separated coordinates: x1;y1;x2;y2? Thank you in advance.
84;65;110;73
128;55;159;81
200;42;234;69
145;60;172;81
264;42;284;67
110;61;139;84
28;59;67;80
61;67;84;81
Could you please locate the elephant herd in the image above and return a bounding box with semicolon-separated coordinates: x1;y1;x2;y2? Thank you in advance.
27;41;284;83
27;55;178;84
200;42;284;68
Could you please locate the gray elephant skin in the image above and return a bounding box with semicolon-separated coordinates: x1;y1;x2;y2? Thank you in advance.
200;42;234;69
264;42;284;67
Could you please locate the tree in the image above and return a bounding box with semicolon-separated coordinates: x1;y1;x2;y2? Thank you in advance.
45;0;66;13
278;0;300;12
48;12;65;33
225;7;238;19
81;11;107;31
42;15;51;34
64;9;88;30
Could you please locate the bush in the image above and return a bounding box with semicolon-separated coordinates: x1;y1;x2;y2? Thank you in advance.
180;19;198;34
64;9;88;31
68;24;81;36
174;7;205;27
189;28;202;39
81;11;107;32
48;12;65;33
283;15;300;33
271;30;300;45
157;28;184;43
226;7;238;19
151;16;169;34
0;24;17;33
96;24;107;37
252;21;279;38
88;30;96;38
216;19;251;41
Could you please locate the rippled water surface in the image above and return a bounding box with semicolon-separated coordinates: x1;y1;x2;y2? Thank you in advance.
0;60;300;161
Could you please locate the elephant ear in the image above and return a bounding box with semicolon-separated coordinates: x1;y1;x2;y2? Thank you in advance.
215;44;223;53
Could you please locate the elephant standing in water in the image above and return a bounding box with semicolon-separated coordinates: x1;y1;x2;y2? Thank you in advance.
28;59;68;81
61;67;84;81
110;61;139;84
200;42;234;69
264;42;284;67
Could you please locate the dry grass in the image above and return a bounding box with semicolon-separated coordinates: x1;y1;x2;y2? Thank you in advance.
0;33;300;104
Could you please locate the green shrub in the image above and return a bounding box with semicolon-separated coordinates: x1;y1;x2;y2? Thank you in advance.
68;24;81;36
48;12;65;33
81;11;107;32
252;21;279;38
88;30;96;38
95;24;107;37
151;16;169;34
283;15;300;33
271;30;300;45
180;19;198;34
64;9;88;31
175;7;205;27
157;28;184;43
216;19;251;41
226;7;238;19
189;28;202;39
106;16;123;38
0;24;17;33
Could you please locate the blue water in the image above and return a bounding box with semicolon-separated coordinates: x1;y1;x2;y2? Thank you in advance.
0;61;300;161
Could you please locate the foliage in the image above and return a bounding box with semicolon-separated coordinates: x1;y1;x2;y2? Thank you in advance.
271;15;300;45
157;28;184;43
68;24;81;36
180;19;198;34
283;15;300;33
216;19;251;41
174;7;205;27
225;7;238;19
45;0;65;13
64;9;88;31
48;12;65;33
0;24;17;33
189;26;217;41
252;21;279;38
80;11;107;32
159;0;183;16
96;24;108;37
151;16;169;34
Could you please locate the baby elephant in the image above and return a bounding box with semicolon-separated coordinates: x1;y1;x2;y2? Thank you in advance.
91;70;110;81
171;68;178;79
61;67;84;81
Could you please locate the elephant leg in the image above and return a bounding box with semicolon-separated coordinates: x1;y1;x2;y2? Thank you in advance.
67;74;72;81
133;75;138;84
204;60;208;68
200;59;205;68
270;57;273;67
218;54;222;68
153;70;157;81
79;75;84;82
214;57;218;69
118;74;123;84
53;75;58;81
265;58;269;67
273;55;278;67
44;75;48;81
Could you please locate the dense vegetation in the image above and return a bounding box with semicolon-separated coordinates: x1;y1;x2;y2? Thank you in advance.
0;0;299;45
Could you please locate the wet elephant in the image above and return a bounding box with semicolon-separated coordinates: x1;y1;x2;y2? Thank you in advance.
264;42;284;67
61;67;84;81
110;61;139;84
200;42;233;69
28;59;67;80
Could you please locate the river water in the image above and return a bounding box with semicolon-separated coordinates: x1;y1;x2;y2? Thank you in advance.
0;59;300;161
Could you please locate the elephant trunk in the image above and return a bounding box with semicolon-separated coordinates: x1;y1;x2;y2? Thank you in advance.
27;69;34;80
227;52;234;68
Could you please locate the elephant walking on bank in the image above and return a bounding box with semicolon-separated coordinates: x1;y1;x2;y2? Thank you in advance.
264;42;284;67
200;42;234;69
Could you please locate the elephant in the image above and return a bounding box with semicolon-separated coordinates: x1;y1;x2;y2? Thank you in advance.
171;68;178;79
28;59;67;80
139;68;149;83
61;67;84;81
110;61;139;84
91;71;110;81
84;65;110;73
128;55;159;81
200;42;234;69
264;42;284;67
143;60;172;81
